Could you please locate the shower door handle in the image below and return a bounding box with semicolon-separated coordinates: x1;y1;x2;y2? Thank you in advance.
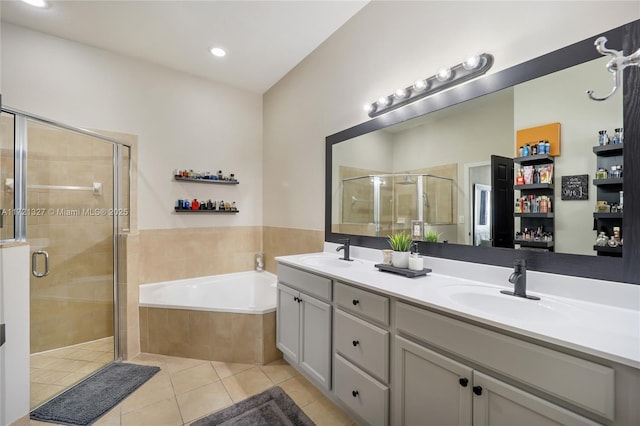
32;250;50;278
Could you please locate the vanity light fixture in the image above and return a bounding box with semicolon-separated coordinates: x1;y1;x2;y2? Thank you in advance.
364;53;494;118
20;0;48;7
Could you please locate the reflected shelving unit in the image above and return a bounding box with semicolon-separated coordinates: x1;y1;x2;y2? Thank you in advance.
513;154;555;252
592;144;623;257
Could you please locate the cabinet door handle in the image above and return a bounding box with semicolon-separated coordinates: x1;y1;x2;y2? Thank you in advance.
352;390;359;397
473;386;483;396
459;378;468;387
352;340;359;347
352;299;359;306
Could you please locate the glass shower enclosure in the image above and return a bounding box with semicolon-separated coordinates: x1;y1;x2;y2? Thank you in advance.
1;108;131;408
340;173;455;237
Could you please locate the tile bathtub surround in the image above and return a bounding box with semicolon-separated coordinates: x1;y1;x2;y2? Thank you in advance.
139;308;280;365
138;226;262;284
263;226;324;274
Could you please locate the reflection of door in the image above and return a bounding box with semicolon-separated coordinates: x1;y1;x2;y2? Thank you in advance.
473;184;492;246
491;155;514;248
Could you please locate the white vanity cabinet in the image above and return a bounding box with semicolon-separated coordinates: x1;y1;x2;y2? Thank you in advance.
395;336;599;426
276;264;332;390
333;281;391;425
395;302;611;426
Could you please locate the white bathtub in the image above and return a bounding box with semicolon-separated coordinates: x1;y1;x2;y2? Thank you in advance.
139;271;277;314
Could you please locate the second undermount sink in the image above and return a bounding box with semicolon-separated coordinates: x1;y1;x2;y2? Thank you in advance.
299;254;360;268
437;284;577;323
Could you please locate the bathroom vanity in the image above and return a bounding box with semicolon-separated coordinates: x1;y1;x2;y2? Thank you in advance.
275;249;640;426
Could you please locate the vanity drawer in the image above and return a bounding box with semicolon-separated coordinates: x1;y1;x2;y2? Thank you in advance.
335;309;389;383
334;354;389;426
334;281;389;325
277;264;332;301
396;302;615;420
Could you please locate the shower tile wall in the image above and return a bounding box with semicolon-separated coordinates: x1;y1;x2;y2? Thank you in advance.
28;125;115;353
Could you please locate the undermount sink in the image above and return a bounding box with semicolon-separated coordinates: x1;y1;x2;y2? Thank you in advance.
437;285;576;323
299;254;360;268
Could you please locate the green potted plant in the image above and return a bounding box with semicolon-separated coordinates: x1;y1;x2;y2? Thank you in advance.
424;229;440;243
388;232;413;268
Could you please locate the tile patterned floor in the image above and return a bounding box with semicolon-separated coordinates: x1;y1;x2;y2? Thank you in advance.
23;348;355;426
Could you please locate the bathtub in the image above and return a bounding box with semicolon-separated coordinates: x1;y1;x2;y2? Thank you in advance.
138;271;280;364
139;270;277;314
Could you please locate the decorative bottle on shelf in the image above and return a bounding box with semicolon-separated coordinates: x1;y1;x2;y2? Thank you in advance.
598;130;609;146
595;232;608;246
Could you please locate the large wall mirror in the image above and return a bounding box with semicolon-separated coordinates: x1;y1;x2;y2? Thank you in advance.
326;20;639;284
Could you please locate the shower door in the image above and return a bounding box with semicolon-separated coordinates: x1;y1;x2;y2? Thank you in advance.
22;117;120;408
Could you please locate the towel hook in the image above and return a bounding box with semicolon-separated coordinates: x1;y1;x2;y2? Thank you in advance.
587;36;640;101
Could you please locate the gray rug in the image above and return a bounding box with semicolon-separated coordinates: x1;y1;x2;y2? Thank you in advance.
192;386;315;426
30;362;160;425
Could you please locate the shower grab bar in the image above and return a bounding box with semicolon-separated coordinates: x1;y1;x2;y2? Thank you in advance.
5;178;102;195
32;250;50;278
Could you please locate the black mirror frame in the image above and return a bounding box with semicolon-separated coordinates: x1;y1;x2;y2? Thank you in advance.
326;20;639;284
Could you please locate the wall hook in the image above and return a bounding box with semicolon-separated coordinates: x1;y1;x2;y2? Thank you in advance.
587;36;640;101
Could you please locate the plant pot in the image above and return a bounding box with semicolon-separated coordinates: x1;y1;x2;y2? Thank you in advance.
392;251;410;269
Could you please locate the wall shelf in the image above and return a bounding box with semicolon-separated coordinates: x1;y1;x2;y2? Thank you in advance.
513;153;554;165
514;239;554;248
174;176;239;185
174;208;238;214
593;245;622;255
592;144;623;156
593;212;623;219
592;178;623;186
514;183;554;190
514;213;554;218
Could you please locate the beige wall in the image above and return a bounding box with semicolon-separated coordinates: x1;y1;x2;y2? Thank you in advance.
263;1;638;237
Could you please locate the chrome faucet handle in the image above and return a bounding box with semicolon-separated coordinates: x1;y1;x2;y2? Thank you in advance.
508;271;519;284
587;36;640;101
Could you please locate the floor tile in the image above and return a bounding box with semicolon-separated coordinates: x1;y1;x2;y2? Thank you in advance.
170;362;220;395
121;372;175;414
221;366;274;403
302;393;355;426
163;355;208;375
121;397;182;426
259;358;299;384
279;374;324;408
211;360;254;379
92;403;122;425
176;381;233;423
30;369;72;385
31;383;66;408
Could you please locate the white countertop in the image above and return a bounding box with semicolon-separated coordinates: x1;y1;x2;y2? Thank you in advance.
276;247;640;369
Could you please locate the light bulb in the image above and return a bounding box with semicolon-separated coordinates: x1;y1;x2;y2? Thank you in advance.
378;96;391;106
20;0;48;7
463;54;481;70
209;47;227;57
413;79;427;91
436;67;452;81
395;88;408;99
364;103;376;114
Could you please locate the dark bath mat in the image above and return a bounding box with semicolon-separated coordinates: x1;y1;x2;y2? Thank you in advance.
30;362;160;425
191;386;315;426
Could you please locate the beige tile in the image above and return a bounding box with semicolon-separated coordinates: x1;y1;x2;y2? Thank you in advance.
176;381;233;423
259;359;299;384
279;374;324;408
121;397;182;426
163;355;208;375
170;362;220;395
30;355;59;369
31;382;66;408
121;372;175;414
302;393;354;426
221;366;274;403
130;352;166;369
30;368;72;385
56;371;91;387
211;361;254;379
92;403;122;426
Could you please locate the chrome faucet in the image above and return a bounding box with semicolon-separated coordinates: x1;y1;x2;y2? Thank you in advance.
501;259;540;300
336;238;353;261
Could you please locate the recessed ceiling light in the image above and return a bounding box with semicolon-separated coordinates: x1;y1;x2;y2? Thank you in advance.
20;0;49;8
209;47;227;58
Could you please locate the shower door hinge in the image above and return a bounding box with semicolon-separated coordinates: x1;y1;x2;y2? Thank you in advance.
0;323;5;347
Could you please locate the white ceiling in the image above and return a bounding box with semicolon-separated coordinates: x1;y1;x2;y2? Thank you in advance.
1;0;369;94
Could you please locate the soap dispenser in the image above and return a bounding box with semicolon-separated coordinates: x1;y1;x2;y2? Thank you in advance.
408;243;424;271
